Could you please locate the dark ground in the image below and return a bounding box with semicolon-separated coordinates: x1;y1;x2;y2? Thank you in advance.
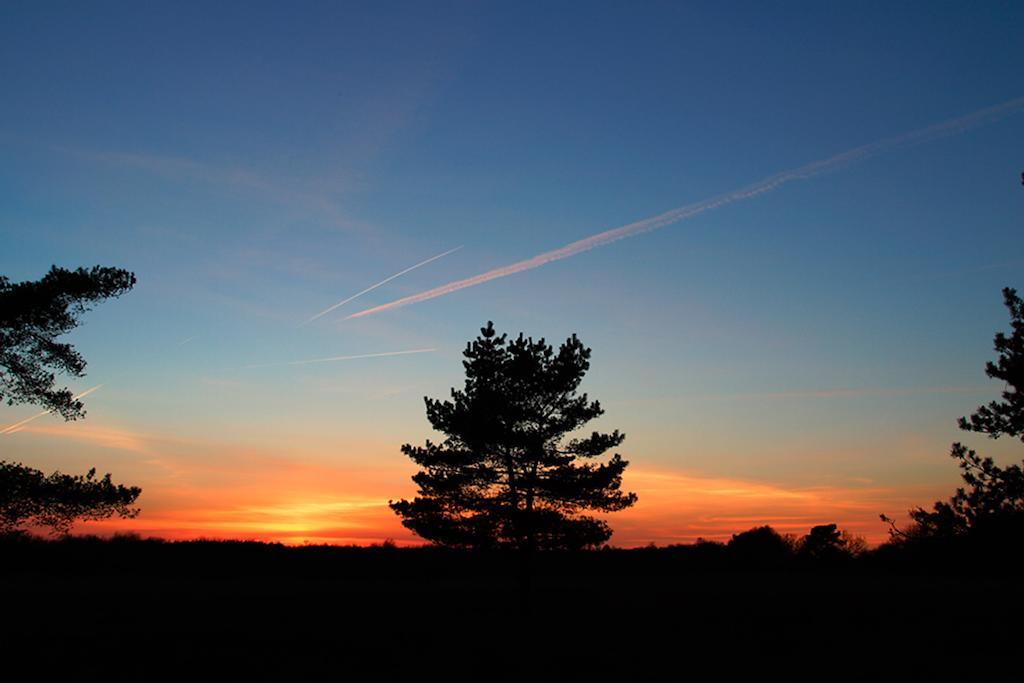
2;537;1021;679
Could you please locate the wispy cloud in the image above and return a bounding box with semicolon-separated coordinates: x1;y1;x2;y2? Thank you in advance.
697;385;994;401
240;348;436;370
302;246;462;325
347;96;1024;319
614;468;939;545
56;146;362;232
1;385;104;435
13;421;156;456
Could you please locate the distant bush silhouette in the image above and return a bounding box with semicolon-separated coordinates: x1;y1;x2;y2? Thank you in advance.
727;525;795;568
839;530;868;557
797;524;852;563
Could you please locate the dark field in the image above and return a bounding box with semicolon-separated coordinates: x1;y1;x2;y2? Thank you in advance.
3;537;1021;679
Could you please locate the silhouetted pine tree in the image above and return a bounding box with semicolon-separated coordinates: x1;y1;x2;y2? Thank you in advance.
390;322;637;552
885;287;1024;541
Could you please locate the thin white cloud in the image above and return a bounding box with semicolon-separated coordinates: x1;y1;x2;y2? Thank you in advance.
55;146;361;232
347;96;1024;319
302;246;462;325
240;348;436;370
698;385;994;401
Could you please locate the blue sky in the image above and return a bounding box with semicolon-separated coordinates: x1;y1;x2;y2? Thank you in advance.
2;2;1022;544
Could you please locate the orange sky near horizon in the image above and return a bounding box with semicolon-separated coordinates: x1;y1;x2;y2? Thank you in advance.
7;419;955;547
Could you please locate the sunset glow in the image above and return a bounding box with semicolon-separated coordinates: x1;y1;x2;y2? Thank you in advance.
4;417;957;546
2;2;1021;551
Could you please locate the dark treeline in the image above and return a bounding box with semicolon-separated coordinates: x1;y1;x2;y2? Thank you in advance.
3;521;1019;579
3;528;1022;679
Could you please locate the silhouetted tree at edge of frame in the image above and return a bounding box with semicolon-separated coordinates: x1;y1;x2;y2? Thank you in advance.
0;265;141;536
1;265;136;420
0;461;141;535
882;286;1024;545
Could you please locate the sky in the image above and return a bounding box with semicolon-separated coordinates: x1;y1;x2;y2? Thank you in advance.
2;1;1022;546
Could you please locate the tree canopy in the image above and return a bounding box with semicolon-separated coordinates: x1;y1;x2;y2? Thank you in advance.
1;265;136;420
1;264;140;536
0;460;141;535
957;287;1024;441
887;287;1024;540
390;321;637;551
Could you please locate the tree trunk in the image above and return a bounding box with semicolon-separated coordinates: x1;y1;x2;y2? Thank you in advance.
519;486;536;619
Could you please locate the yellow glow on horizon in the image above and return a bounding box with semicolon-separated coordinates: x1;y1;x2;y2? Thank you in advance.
8;419;950;547
71;465;937;547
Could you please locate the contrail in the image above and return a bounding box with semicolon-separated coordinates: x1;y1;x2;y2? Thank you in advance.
240;348;436;369
302;246;463;325
347;96;1024;319
1;384;104;435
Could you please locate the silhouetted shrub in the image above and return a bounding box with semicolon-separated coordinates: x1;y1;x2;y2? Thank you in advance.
797;524;851;565
727;526;795;569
